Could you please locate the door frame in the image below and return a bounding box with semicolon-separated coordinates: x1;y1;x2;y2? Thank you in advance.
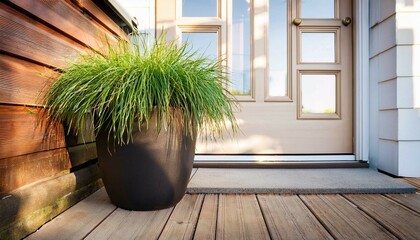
353;0;369;161
192;0;370;162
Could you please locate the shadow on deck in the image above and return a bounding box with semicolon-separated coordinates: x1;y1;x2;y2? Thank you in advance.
25;170;420;239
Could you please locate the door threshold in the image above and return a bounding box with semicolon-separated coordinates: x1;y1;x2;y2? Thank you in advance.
195;154;356;162
194;154;366;168
193;160;369;168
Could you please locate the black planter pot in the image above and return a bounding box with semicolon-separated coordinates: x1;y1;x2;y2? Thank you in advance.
96;111;196;211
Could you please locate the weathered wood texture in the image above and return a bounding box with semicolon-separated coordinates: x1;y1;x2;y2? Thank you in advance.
258;194;333;239
159;194;204;240
0;0;126;195
0;143;98;194
217;194;270;239
0;54;56;106
0;3;83;68
0;1;127;239
386;193;420;214
301;194;397;240
344;194;420;240
86;207;173;240
0;105;66;159
25;187;113;240
6;0;117;51
71;0;129;40
404;178;420;191
0;164;102;240
25;181;420;239
0;149;70;195
193;194;218;239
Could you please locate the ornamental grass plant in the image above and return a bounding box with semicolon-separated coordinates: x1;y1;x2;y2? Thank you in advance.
43;34;238;145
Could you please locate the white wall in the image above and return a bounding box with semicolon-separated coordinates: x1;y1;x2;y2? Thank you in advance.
370;0;420;177
115;0;155;40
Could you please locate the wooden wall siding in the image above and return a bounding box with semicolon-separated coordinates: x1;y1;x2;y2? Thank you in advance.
0;105;66;159
0;3;84;69
68;143;97;167
0;148;71;194
0;0;127;194
0;54;57;106
0;143;98;195
70;0;129;41
6;0;118;52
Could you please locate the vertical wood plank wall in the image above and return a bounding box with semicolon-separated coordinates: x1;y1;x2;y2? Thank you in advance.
0;0;128;238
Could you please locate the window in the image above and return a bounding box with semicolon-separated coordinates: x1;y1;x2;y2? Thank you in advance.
175;0;291;101
182;0;218;17
267;0;289;100
181;32;219;60
230;0;252;97
298;71;341;119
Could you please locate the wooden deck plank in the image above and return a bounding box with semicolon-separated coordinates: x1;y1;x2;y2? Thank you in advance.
345;194;420;240
404;178;420;191
301;195;397;240
217;194;270;240
386;193;420;214
193;194;218;240
26;188;116;240
159;194;204;240
85;207;173;239
258;194;333;240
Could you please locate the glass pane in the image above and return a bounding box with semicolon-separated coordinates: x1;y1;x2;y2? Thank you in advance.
231;0;251;96
301;32;335;63
182;32;218;60
269;0;288;97
301;0;335;18
301;74;336;114
182;0;217;17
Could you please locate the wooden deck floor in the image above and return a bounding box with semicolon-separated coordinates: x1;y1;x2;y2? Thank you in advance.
26;178;420;240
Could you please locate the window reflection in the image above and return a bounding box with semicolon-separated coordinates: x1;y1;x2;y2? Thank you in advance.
231;0;251;96
269;0;288;97
301;32;336;63
301;74;336;114
301;0;335;18
182;32;218;60
182;0;217;17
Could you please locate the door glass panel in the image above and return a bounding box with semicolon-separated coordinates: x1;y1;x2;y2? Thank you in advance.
268;0;288;97
301;74;336;114
182;32;218;60
231;0;251;96
301;0;335;18
301;32;335;63
182;0;217;17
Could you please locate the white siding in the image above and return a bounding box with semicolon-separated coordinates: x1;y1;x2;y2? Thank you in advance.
399;141;420;176
378;139;399;174
379;110;398;140
378;79;397;110
370;0;420;177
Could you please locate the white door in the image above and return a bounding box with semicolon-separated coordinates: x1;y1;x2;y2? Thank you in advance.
157;0;353;158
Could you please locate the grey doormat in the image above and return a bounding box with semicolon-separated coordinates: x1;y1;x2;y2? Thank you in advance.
187;168;416;194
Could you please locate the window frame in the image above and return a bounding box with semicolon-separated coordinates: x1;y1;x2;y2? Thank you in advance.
265;0;293;102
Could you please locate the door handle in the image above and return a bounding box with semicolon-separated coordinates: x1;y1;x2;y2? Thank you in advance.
293;18;302;26
342;17;352;26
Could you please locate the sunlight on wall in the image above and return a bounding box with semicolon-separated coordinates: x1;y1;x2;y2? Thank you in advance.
115;0;155;40
395;3;420;109
196;134;284;154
